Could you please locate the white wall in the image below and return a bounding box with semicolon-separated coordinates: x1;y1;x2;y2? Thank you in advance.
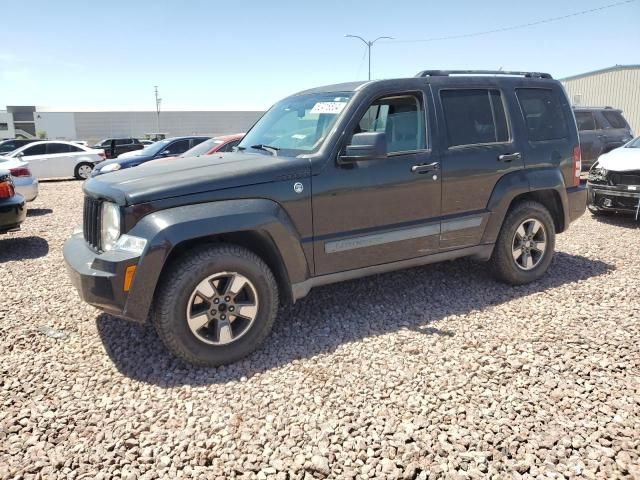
0;111;16;139
34;112;77;140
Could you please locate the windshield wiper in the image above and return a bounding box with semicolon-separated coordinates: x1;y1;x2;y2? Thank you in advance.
250;144;279;156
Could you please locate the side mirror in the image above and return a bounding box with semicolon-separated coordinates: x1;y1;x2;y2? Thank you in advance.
159;150;171;157
15;152;24;159
339;132;387;163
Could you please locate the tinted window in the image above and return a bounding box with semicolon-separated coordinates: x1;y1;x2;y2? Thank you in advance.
47;143;71;154
575;112;596;131
22;144;46;156
441;89;509;147
115;138;131;145
602;111;628;129
165;139;190;155
67;145;84;152
0;142;16;153
356;94;426;153
191;138;208;148
516;88;568;141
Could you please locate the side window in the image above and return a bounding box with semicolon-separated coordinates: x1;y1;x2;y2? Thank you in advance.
440;89;509;147
516;88;568;141
191;138;207;148
355;93;426;154
217;140;241;153
115;139;130;146
101;139;112;146
575;112;596;131
166;139;190;154
22;144;46;156
67;145;84;152
602;111;628;129
0;142;15;153
46;143;71;154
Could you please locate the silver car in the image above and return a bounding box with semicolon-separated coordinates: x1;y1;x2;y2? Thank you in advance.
0;156;38;201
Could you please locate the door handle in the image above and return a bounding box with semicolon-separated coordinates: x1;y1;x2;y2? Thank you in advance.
498;152;521;162
411;162;440;174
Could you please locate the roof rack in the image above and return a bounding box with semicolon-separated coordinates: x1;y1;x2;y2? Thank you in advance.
415;70;553;79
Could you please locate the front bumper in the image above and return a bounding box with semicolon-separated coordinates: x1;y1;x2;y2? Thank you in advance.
63;232;142;319
566;184;587;224
0;193;26;233
588;183;640;213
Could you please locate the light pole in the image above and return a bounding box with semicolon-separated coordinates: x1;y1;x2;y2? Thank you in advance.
345;34;393;80
154;85;162;134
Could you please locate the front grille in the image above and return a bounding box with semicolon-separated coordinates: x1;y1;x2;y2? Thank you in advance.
609;171;640;186
83;196;102;250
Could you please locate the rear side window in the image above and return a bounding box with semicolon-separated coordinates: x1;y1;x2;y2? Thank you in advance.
602;111;628;129
440;89;509;147
115;139;131;145
47;143;71;154
575;112;596;131
517;88;568;141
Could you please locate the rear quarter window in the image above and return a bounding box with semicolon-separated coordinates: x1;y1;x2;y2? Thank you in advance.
516;88;569;141
602;111;628;129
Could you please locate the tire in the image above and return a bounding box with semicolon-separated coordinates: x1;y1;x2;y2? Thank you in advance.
153;243;279;367
489;201;556;285
74;162;94;180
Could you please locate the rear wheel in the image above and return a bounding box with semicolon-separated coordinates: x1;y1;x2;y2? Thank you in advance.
153;244;279;367
74;162;93;180
490;201;556;285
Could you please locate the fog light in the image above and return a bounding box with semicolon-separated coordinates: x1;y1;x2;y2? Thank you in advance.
603;198;613;208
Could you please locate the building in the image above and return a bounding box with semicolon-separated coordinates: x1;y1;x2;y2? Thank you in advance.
561;64;640;134
0;107;264;144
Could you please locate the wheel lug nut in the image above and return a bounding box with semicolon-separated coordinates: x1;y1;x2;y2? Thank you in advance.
229;306;235;312
225;296;231;302
213;298;219;304
221;314;226;320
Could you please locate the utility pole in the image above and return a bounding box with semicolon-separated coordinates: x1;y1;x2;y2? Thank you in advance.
345;34;394;80
154;85;162;134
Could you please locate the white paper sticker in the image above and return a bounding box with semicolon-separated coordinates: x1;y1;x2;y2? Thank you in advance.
291;134;307;140
310;101;347;115
628;185;637;191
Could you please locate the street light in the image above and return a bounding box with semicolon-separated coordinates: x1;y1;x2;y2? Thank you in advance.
345;34;394;80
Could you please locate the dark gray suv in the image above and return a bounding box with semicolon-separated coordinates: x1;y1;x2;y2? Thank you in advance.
574;107;634;169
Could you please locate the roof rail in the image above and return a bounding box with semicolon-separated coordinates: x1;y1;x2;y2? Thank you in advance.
415;70;553;79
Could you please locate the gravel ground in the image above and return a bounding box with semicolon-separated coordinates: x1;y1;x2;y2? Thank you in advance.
1;181;639;480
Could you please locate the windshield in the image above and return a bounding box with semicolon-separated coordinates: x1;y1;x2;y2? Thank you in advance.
626;136;640;148
239;92;353;155
180;138;222;157
138;139;171;156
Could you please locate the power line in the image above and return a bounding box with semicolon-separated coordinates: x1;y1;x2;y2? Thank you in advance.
386;0;636;44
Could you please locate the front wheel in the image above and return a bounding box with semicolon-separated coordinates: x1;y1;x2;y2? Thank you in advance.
153;244;279;367
490;201;556;285
74;162;94;180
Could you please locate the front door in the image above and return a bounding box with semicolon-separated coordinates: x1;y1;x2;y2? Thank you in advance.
312;90;442;275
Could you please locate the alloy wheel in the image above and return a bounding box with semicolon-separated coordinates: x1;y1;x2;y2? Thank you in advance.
512;218;547;271
186;271;259;345
78;165;93;179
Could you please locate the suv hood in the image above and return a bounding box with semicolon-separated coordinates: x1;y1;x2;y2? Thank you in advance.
84;152;311;205
597;147;640;172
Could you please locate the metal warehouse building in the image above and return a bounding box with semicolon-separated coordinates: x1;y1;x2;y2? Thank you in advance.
561;64;640;134
0;107;264;144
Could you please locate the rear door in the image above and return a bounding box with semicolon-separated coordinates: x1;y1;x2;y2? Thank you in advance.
435;84;522;249
18;143;48;178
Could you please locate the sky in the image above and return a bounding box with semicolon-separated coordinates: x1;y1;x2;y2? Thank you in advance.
0;0;638;111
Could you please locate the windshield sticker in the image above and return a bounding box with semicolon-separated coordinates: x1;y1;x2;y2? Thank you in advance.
310;101;347;115
291;134;307;140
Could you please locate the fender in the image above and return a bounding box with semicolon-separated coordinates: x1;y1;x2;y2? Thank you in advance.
481;168;568;244
121;198;310;321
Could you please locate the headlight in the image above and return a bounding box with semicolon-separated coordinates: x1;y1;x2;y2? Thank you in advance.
588;164;608;182
101;163;121;173
101;202;121;251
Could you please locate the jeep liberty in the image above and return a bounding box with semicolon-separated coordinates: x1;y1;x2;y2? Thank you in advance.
64;70;587;366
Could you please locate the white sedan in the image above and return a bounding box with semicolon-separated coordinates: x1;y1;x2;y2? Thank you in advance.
0;156;39;201
7;141;106;180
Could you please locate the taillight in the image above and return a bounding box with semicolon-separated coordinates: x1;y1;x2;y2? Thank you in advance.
98;150;106;160
9;167;31;177
572;145;581;187
0;180;15;199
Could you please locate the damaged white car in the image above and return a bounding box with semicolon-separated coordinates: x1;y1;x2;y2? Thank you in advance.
588;136;640;219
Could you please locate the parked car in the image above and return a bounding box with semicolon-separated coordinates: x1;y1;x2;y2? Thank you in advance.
587;136;640;217
0;171;26;234
0;156;38;201
0;139;38;155
91;136;210;176
7;141;106;179
64;69;586;367
574;107;634;170
93;138;145;159
142;134;245;166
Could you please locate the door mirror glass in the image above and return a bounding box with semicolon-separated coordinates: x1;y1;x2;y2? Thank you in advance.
339;132;387;163
15;152;24;159
159;150;171;157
